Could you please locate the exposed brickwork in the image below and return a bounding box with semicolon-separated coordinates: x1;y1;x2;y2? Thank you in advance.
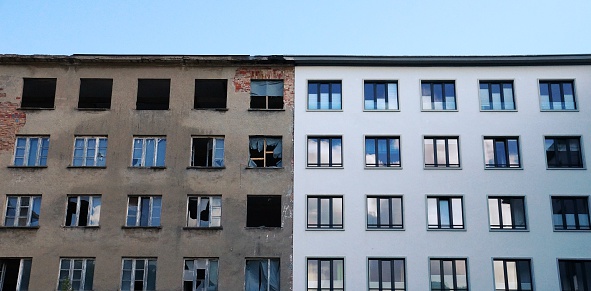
0;101;26;152
233;67;295;109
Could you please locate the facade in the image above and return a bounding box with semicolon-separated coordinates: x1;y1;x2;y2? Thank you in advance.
292;56;591;291
0;55;294;290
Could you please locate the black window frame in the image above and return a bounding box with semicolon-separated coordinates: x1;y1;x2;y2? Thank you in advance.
21;78;57;109
307;196;343;229
307;81;342;110
539;80;577;110
306;258;344;291
424;137;461;168
552;197;590;231
307;136;343;168
365;136;401;168
367;196;403;229
368;258;406;291
78;78;113;109
421;81;456;111
488;196;527;230
545;137;583;168
364;80;399;110
493;259;533;291
558;260;591;291
194;79;228;110
427;197;464;230
136;79;170;110
484;137;521;168
430;258;469;291
479;81;515;111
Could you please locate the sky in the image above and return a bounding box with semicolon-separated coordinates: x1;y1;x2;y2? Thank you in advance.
0;0;590;56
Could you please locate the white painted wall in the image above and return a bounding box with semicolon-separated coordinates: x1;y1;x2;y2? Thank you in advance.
293;65;591;290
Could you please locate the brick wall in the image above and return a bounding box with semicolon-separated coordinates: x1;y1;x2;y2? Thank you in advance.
0;86;25;152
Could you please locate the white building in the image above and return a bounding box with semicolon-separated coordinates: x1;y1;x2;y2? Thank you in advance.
292;55;591;291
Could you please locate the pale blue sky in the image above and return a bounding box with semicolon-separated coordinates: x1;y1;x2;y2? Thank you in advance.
1;0;589;56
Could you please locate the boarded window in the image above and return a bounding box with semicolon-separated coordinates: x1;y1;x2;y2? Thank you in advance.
247;196;281;227
194;79;227;109
136;79;170;110
21;78;56;108
78;78;113;109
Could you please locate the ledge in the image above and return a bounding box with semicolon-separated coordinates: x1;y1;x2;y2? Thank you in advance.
245;226;283;230
63;226;100;229
192;108;229;111
540;109;579;112
128;166;166;170
421;109;459;112
0;226;40;230
186;166;225;170
183;227;223;230
7;165;47;169
427;228;466;231
244;167;283;170
248;108;285;112
423;167;462;170
363;109;400;112
306;166;344;169
77;108;110;111
365;166;402;170
480;109;518;112
17;107;55;111
546;167;586;170
306;228;344;231
489;229;529;232
484;167;523;170
366;227;405;231
67;166;107;169
121;226;162;230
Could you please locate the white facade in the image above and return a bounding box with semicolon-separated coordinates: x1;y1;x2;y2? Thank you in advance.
293;59;591;290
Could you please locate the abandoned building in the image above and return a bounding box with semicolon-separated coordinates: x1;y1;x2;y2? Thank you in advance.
0;54;294;290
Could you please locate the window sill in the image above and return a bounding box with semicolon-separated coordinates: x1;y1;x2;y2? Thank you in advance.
248;108;285;111
121;226;162;230
7;165;47;169
18;107;55;110
77;108;110;111
427;228;466;231
63;226;100;229
484;167;523;170
0;226;40;230
540;109;579;112
363;109;400;112
366;227;405;231
489;228;529;232
192;108;229;111
306;166;344;169
546;167;586;170
421;109;459;112
183;227;223;230
553;229;591;232
245;167;283;170
365;166;402;170
423;166;462;170
480;109;518;112
245;226;283;230
134;108;170;111
128;166;166;170
67;166;107;169
306;109;343;112
306;228;344;231
187;166;225;170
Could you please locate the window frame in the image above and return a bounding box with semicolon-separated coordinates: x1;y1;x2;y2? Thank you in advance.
125;196;162;228
363;80;399;111
421;81;457;111
182;257;219;291
71;136;108;167
492;258;533;291
307;80;343;111
544;136;584;169
65;195;101;227
186;196;222;228
131;136;167;168
551;196;590;231
121;258;157;291
189;136;225;168
368;257;406;291
307;195;344;230
3;195;42;227
249;79;284;110
427;196;465;230
479;80;516;111
57;258;95;291
487;196;527;231
307;257;345;291
364;136;402;168
429;258;469;291
247;136;283;168
423;136;461;169
306;136;344;168
0;258;32;290
245;258;280;291
366;195;404;230
558;259;591;291
538;80;577;111
12;136;50;167
483;136;521;169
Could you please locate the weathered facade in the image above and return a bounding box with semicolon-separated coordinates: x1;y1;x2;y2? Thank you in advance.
0;55;294;290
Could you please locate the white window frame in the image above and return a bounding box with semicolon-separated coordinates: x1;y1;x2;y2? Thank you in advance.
4;196;42;227
190;137;224;167
183;258;219;291
0;258;32;290
121;258;157;291
65;196;101;227
245;258;280;291
57;258;95;291
131;137;166;167
13;136;50;166
186;196;222;228
125;196;162;227
72;136;107;167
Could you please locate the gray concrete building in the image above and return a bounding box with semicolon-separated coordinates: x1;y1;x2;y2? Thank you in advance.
0;55;294;291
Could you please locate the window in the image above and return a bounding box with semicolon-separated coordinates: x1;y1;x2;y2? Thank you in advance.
245;259;280;291
307;137;343;167
187;196;221;228
364;81;399;110
13;136;50;167
552;197;590;230
479;81;515;110
484;137;520;168
121;258;157;291
422;81;456;110
246;196;281;227
250;80;284;109
307;258;344;291
136;79;170;110
72;137;108;167
183;258;218;291
126;196;162;227
558;260;591;291
4;196;41;227
430;259;468;291
78;78;113;109
248;136;282;168
194;79;227;109
424;137;460;168
368;258;405;291
427;197;464;229
65;196;101;227
367;196;403;229
132;137;166;167
540;81;576;110
21;78;56;108
493;259;533;291
191;137;224;168
307;196;343;229
545;137;583;168
488;197;526;230
58;258;95;291
365;137;401;167
0;258;32;291
308;81;342;110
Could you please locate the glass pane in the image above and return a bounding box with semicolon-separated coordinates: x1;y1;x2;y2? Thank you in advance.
307;139;317;166
394;260;405;288
365;138;376;166
433;84;443;110
501;199;513;228
379;198;390;226
444;83;455;109
439;200;450;228
333;260;344;288
539;83;550;109
151;197;161;226
493;261;505;290
30;196;41;226
376;83;386;110
381;260;392;288
127;197;138;226
389;138;400;166
364;83;374;110
428;198;438;227
331;139;342;165
320;199;330;226
331;83;342;110
512;199;526;228
491;84;501;109
484;139;494;167
387;83;398;110
518;261;532;290
89;197;101;226
436;139;447;166
320;260;331;288
368;260;379;288
506;261;518;290
308;83;318;110
377;139;387;166
156;139;166;166
480;83;490;110
448;139;459;166
308;198;317;227
503;83;515;110
455;260;467;289
307;260;318;288
28;138;39;166
508;139;519;167
140;198;150;226
320;139;330;165
550;83;562;109
367;198;377;226
145;139;155;167
147;260;157;290
452;198;463;227
392;198;402;226
442;261;454;289
495;141;507;167
422;83;432;109
319;83;329;109
333;198;343;226
424;139;434;166
430;260;441;289
489;199;500;228
563;83;575;109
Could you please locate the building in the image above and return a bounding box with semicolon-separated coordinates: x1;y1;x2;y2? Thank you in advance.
292;55;591;291
0;55;294;290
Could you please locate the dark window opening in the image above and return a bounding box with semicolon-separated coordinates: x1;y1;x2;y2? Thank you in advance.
247;196;281;227
136;79;170;110
194;79;227;109
0;258;32;290
21;78;57;108
191;137;224;167
78;78;113;109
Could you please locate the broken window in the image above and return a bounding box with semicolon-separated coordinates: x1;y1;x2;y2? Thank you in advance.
21;78;56;109
187;196;221;228
13;136;50;167
0;258;32;291
248;137;282;168
58;258;95;291
65;196;101;227
307;196;343;229
4;196;41;227
250;80;284;109
191;137;224;167
132;137;166;167
72;137;108;167
194;79;227;109
136;79;170;110
78;78;113;109
246;196;281;227
121;258;157;291
245;259;280;291
183;258;218;291
126;196;162;227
